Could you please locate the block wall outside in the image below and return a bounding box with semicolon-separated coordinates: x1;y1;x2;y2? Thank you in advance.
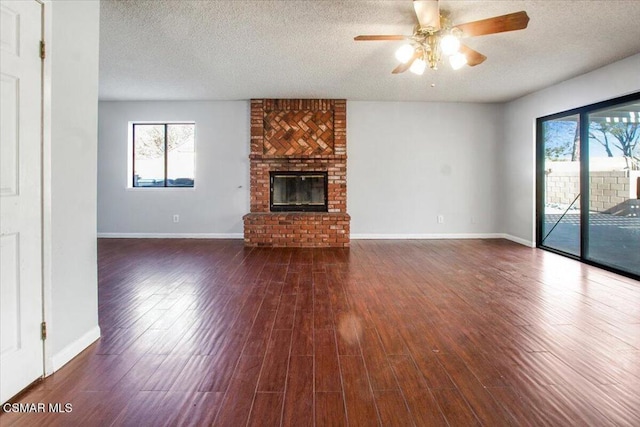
545;170;631;212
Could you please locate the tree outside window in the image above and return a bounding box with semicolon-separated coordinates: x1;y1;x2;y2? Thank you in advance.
133;123;195;187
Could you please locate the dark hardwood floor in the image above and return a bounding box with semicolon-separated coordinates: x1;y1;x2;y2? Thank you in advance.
2;238;639;426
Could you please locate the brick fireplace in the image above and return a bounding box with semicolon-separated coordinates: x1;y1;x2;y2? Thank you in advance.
243;99;350;247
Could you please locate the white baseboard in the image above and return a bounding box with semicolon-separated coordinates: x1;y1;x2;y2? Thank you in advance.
50;325;101;372
351;233;504;240
97;233;243;239
97;232;535;247
500;233;535;248
350;233;535;248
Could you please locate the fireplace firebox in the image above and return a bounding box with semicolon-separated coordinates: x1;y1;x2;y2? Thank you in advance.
270;171;328;212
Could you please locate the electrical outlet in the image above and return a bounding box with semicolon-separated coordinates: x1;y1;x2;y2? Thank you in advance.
173;214;180;223
437;215;444;224
471;216;477;224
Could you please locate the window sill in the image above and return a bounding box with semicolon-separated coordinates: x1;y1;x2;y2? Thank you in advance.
126;186;196;192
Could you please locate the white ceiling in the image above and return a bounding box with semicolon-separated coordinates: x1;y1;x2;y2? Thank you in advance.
99;1;640;103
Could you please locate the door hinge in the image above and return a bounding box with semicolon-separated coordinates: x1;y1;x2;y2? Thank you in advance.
40;40;46;59
41;322;47;340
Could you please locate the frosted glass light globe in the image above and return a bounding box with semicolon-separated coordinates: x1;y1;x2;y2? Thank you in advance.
449;53;467;70
440;34;460;56
409;58;426;75
395;44;415;63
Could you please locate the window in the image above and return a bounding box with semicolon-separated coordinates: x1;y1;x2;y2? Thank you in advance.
537;92;640;279
132;123;195;187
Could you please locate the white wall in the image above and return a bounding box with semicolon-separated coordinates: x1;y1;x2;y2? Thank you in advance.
348;102;502;237
501;53;640;245
97;101;502;238
97;101;249;236
97;53;640;243
47;0;101;369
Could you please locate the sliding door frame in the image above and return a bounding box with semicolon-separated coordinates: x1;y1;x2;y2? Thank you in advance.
536;91;640;280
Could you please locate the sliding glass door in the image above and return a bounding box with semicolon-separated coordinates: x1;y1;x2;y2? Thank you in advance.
539;114;581;256
586;101;640;275
537;92;640;279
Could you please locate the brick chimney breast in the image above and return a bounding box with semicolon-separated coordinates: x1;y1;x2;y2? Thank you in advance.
243;99;350;247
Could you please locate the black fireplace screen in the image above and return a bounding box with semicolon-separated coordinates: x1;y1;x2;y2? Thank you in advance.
270;171;328;212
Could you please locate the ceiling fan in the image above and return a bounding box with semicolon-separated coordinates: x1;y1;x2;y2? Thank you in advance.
354;0;529;74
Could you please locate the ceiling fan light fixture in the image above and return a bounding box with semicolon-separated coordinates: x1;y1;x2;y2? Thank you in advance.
440;34;460;56
409;58;427;75
354;3;530;76
395;44;415;63
449;53;467;70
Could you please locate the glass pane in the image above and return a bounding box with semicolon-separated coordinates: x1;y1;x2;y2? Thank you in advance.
308;176;325;205
273;175;325;205
540;114;581;256
272;176;295;205
133;124;165;187
587;101;640;276
271;173;327;211
166;124;195;187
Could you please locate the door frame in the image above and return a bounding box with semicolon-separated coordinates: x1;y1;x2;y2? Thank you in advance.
39;0;54;376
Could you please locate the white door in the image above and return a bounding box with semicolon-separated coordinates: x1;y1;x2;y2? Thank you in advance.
0;0;44;403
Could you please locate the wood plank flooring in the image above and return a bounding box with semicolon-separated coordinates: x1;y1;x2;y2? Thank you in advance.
2;238;639;426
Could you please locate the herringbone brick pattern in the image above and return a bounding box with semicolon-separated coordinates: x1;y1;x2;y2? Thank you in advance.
263;110;334;156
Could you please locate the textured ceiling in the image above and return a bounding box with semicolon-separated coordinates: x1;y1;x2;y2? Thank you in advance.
99;1;640;103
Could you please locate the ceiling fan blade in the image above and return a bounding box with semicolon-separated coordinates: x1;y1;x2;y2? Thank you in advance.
459;45;487;66
392;51;420;74
413;0;440;30
391;59;414;74
454;11;529;37
354;35;408;41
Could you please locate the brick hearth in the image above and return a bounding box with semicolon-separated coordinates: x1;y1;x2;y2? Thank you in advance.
243;99;350;247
